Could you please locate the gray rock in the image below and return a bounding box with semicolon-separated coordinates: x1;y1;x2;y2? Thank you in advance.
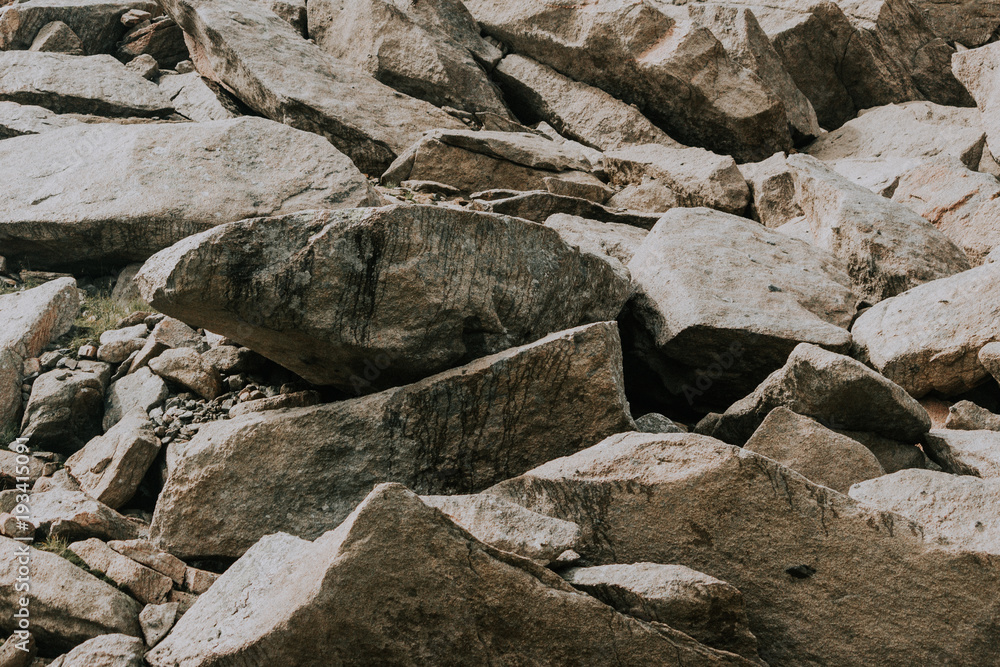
835;430;932;473
0;451;48;490
30;487;140;541
543;214;647;267
147;348;221;400
0;117;377;270
107;539;186;584
146;484;754;666
739;152;803;228
103;367;168;431
922;429;1000;478
0;100;85;139
634;413;685;434
979;340;1000;383
828;157;923;197
69;539;174;605
28;20;84;54
954;43;1000;162
136;205;629;393
124;53;159;80
139;603;178;648
911;0;1000;46
625;208;857;406
48;634;145;667
159;0;464;174
709;343;931;446
157;72;240;122
474;191;662;228
20;361;110;453
744;407;885;493
117;17;188;69
0;0;159;55
946;401;1000;431
851;262;1000;397
150;322;634;558
564;563;761;662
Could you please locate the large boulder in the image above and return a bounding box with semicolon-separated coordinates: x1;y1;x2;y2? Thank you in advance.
48;634;145;667
955;43;1000;161
0;0;159;55
463;0;792;162
708;343;931;446
150;322;634;558
0;51;172;118
158;0;464;174
146;484;754;666
946;400;1000;431
851;262;1000;397
787;153;971;303
20;361;110;453
0;536;142;654
30;487;140;541
136;205;629;393
910;0;1000;46
0;118;376;270
0;278;80;435
485;432;1000;665
624;208;857;407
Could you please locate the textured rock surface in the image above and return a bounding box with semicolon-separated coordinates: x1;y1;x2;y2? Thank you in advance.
136;205;628;392
20;360;107;453
157;72;240;122
147;484;753;666
48;634;145;667
30;487;140;541
0;0;159;54
150;323;633;558
68;539;174;605
544;213;646;268
954;43;1000;161
0;100;86;139
923;429;1000;478
103;367;168;431
947;401;1000;431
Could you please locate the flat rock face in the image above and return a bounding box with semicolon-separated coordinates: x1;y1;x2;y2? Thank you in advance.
744;406;885;493
544;213;647;268
157;72;240;122
136;205;629;392
31;487;140;541
158;0;464;174
150;322;633;558
851;262;1000;397
0;0;159;55
0;536;142;654
709;343;931;446
849;469;1000;553
68;538;174;605
20;361;109;453
0;51;173;118
788;153;971;303
147;484;753;666
625;208;857;406
463;0;792;162
0;100;85;139
0;117;377;270
0;277;79;434
485;432;1000;666
923;429;1000;478
955;43;1000;161
48;634;145;667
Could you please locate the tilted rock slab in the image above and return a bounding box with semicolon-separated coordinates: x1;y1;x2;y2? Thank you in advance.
947;400;1000;431
136;205;629;392
625;208;857;406
0;117;377;270
0;101;86;139
150;322;634;558
48;634;145;667
851;262;1000;397
147;484;754;666
922;429;1000;478
0;0;158;55
463;0;792;162
485;432;1000;666
158;0;464;174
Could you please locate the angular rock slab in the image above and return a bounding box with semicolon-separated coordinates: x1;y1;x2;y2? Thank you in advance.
955;43;1000;162
709;343;931;446
923;429;1000;478
147;484;754;666
0;536;142;654
30;487;140;541
485;432;1000;666
48;634;145;667
0;277;79;434
0;117;377;270
851;262;1000;397
850;469;1000;553
0;51;173;118
69;538;174;605
0;101;86;139
20;360;109;453
0;0;159;55
946;401;1000;431
158;0;464;174
625;208;857;406
911;0;1000;46
150;322;634;558
136;205;629;392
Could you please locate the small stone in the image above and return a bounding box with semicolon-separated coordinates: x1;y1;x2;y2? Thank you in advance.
126;54;159;80
184;567;219;594
139;602;179;647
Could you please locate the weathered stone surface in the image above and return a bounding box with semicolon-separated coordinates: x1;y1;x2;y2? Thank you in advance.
137;205;629;393
31;487;139;541
0;633;34;667
117;17;188;68
48;634;145;667
803;102;985;169
0;451;47;490
743;407;885;493
20;361;109;453
464;0;792;162
147;348;221;400
635;413;685;434
850;469;1000;553
227;390;319;417
0;100;86;139
0;52;172;118
947;401;1000;431
183;567;218;594
104;367;168;431
29;20;84;54
382;129;598;192
564;563;761;662
739;152;803;228
421;493;581;564
150;322;633;558
485;432;1000;666
159;0;464;174
66;408;160;509
0;278;79;435
788;153;971;303
954;43;1000;161
709;343;931;446
157;72;239;122
108;539;186;584
851;262;1000;396
308;0;507;116
493;54;683;152
0;536;142;654
544;213;646;268
828;157;923;197
923;429;1000;478
147;483;753;666
140;603;178;648
474;191;661;228
912;0;1000;46
70;538;173;604
835;429;930;473
604;144;750;216
891;158;1000;265
0;118;376;270
0;0;159;55
625;208;857;406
